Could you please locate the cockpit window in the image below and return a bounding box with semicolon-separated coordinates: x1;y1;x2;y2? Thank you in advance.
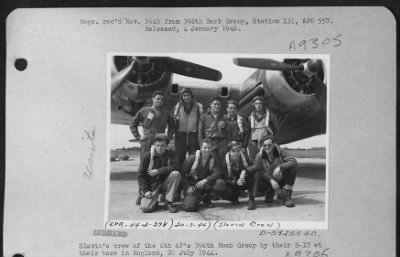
171;83;179;94
220;86;229;97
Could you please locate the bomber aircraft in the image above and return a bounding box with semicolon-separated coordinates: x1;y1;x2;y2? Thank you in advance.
110;55;327;144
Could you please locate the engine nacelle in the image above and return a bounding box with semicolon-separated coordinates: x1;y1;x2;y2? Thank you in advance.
261;69;317;113
111;56;173;115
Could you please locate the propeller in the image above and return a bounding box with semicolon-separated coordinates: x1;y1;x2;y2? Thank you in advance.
233;58;324;75
149;57;222;81
111;60;135;95
111;56;223;97
233;58;303;71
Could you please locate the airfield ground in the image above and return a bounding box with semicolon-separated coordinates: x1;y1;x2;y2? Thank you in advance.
107;156;326;222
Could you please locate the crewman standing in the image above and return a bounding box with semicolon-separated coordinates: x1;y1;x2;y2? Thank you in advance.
225;99;250;150
198;96;228;160
130;90;174;160
247;96;277;160
173;88;203;167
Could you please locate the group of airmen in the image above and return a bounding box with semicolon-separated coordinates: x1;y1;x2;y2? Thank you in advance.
130;88;297;213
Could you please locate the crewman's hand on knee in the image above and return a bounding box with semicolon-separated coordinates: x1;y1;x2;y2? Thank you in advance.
147;169;159;177
144;191;152;199
270;179;279;190
195;179;208;190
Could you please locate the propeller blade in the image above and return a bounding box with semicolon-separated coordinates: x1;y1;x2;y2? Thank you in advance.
111;61;135;95
309;74;327;112
151;57;222;81
233;58;302;71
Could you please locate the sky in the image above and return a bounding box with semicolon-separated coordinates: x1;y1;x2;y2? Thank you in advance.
110;53;328;149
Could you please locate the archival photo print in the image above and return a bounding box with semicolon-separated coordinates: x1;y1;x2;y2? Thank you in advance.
106;54;328;228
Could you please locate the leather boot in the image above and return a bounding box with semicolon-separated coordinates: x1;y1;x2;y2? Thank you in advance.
247;198;256;210
264;189;275;203
136;195;142;206
232;196;240;205
203;195;215;208
167;202;178;213
283;190;295;208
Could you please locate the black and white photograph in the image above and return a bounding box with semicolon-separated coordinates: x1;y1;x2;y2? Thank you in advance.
4;7;396;257
107;54;328;225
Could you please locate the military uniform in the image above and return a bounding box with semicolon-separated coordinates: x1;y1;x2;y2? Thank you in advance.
247;110;277;160
173;100;203;166
225;114;250;149
181;151;221;211
248;144;297;207
138;148;181;213
214;150;256;204
130;107;174;159
198;112;228;160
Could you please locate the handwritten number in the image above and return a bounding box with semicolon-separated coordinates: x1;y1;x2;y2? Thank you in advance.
332;33;343;47
322;38;331;45
299;40;307;50
313;251;320;257
290;34;342;51
321;248;330;257
310;38;319;48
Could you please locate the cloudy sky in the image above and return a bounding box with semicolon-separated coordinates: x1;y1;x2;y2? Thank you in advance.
110;53;328;149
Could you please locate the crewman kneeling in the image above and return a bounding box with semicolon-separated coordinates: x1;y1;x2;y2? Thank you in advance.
213;141;257;208
181;138;221;211
248;135;297;210
138;134;182;213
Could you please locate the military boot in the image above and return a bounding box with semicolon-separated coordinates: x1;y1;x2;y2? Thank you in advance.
247;198;256;210
283;189;295;208
136;195;142;206
203;195;215;208
264;189;275;203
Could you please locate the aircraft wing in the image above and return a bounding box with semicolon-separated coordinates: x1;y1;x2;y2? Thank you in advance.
235;58;327;144
110;56;327;145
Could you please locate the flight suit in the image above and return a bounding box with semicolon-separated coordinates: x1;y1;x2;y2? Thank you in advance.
130;107;174;159
247;110;278;160
225;114;250;148
181;151;221;211
248;144;297;204
198;112;228;160
173;101;203;167
214;151;256;204
138;149;181;213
